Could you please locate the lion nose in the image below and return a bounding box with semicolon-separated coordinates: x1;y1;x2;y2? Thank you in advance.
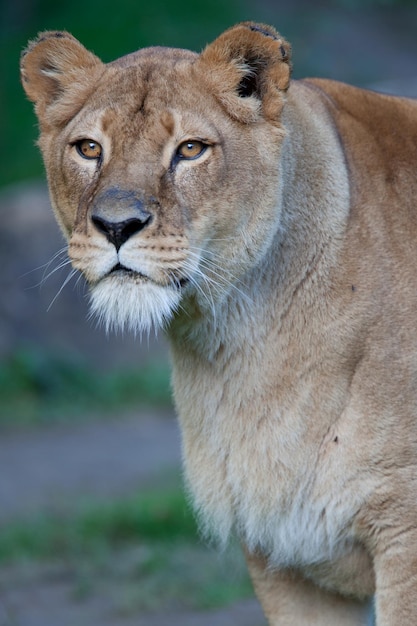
91;187;152;251
92;215;151;251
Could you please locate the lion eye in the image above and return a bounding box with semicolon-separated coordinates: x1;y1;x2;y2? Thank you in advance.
75;139;103;160
176;140;206;160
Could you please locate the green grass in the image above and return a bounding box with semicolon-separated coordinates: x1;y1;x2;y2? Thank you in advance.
0;488;196;562
0;347;172;427
0;487;253;613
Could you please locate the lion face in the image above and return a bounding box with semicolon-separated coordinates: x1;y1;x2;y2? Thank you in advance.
21;24;291;333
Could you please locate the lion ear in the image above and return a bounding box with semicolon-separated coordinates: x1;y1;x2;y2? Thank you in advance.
198;22;291;123
20;31;103;121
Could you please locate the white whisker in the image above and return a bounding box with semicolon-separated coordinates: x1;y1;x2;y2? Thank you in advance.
40;246;68;276
186;247;237;280
74;271;86;293
47;268;78;311
186;247;253;305
21;246;70;288
181;262;218;322
39;258;73;288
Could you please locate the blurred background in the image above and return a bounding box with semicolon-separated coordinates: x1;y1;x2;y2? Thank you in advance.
0;0;416;624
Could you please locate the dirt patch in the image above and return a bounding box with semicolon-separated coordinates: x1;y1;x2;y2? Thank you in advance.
0;411;180;522
0;560;265;626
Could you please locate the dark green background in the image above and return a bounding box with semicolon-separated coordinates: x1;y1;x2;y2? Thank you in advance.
2;0;417;189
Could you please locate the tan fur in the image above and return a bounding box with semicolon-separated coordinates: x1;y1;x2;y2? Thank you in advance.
21;22;417;625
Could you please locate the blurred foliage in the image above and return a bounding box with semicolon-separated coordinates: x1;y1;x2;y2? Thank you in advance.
0;488;195;562
0;347;172;427
0;486;253;612
3;0;417;188
334;0;417;5
0;0;244;188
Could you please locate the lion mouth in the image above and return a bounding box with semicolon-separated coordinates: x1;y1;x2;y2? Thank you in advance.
89;267;183;335
108;263;189;290
109;263;146;279
110;262;132;274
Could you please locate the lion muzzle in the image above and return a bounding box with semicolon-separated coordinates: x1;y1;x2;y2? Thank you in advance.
90;187;153;251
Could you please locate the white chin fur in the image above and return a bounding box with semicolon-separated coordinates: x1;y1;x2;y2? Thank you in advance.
89;274;181;335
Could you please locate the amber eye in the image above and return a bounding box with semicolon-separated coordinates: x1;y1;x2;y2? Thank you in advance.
176;140;207;160
75;139;103;160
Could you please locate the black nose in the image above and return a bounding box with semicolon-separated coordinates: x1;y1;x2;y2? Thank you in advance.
92;215;150;251
91;188;152;251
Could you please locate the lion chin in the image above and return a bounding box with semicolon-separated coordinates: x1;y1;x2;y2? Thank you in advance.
88;273;181;336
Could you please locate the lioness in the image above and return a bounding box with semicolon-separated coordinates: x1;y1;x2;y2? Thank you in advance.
21;22;417;625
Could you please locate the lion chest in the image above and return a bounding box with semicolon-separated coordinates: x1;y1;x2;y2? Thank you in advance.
173;354;361;570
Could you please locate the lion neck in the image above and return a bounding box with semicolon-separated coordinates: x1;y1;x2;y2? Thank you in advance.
167;82;352;549
168;80;351;366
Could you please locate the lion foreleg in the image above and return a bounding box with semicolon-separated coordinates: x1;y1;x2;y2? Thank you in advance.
372;527;417;626
245;551;371;626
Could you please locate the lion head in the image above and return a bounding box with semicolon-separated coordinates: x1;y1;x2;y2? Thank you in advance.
21;23;291;334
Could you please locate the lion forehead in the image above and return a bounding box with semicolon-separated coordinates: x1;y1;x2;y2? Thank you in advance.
109;45;198;68
95;54;203;111
74;59;218;143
